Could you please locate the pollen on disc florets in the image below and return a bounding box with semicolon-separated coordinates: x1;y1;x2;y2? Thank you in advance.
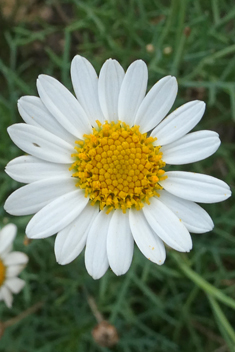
0;259;6;286
70;121;167;213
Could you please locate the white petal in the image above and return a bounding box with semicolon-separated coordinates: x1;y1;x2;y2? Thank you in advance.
0;245;13;259
160;171;232;203
158;190;214;233
71;55;105;125
107;210;134;276
4;177;76;216
37;74;92;138
55;204;99;265
5;155;71;184
18;96;76;145
151;100;206;145
85;209;111;279
143;197;192;252
134;76;178;133
98;59;125;123
7;124;74;164
161;131;221;165
118;60;148;126
3;252;28;266
26;190;88;239
129;209;166;264
0;286;13;308
5;277;25;294
6;264;25;278
0;224;17;255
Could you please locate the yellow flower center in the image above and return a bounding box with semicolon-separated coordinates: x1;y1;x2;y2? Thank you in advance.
70;121;167;213
0;259;6;287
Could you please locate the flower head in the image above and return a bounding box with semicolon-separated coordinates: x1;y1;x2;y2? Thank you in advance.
0;224;28;307
4;56;231;279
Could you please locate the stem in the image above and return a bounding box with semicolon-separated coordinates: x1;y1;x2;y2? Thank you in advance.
172;253;235;310
84;292;104;323
3;301;44;328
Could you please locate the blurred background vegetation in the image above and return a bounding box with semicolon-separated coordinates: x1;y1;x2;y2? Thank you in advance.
0;0;235;351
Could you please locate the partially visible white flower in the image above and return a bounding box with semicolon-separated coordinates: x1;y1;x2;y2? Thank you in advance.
0;224;28;308
4;56;232;279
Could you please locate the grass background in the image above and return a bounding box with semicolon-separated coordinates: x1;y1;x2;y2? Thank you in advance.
0;0;235;351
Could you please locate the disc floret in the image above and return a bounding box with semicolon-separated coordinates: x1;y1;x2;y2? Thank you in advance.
70;121;166;213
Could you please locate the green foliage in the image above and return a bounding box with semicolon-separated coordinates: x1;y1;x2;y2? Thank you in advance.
0;0;235;351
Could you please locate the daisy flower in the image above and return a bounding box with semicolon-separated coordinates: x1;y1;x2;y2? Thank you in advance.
0;224;28;307
4;56;231;279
